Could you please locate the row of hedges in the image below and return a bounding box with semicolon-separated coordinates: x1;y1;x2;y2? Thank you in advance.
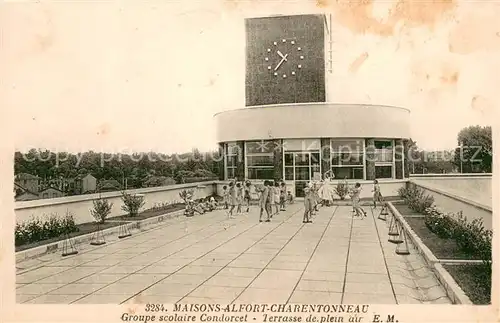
15;212;78;247
397;185;492;270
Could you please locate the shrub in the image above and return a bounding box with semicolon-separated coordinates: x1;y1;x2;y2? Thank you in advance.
424;205;456;239
398;185;434;214
90;198;113;223
120;192;145;217
179;189;195;203
14;211;79;247
334;181;349;200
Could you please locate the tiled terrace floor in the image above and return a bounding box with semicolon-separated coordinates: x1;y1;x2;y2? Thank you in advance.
16;203;451;304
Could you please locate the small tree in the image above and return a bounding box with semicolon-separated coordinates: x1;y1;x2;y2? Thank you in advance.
120;192;145;217
90;198;113;224
179;188;194;204
334;180;349;200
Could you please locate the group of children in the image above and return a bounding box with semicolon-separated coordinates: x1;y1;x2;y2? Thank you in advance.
184;194;219;216
302;178;383;223
221;178;295;221
219;176;384;224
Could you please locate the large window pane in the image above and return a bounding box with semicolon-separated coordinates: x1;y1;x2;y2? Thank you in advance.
311;153;320;166
332;153;364;166
226;142;239;155
295;153;310;166
283;139;320;151
331;140;363;153
285;167;294;180
374;149;393;162
227;156;237;167
295;167;310;180
246;155;274;167
374;140;393;149
247;167;274;180
246;140;274;154
375;166;393;179
284;153;294;166
332;167;364;180
226;167;236;179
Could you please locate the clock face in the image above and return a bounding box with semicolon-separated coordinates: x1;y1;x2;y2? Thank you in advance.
263;38;304;78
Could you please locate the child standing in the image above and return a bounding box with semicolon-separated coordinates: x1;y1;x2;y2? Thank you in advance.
273;182;280;216
228;182;237;218
372;179;382;208
279;182;286;211
236;182;243;213
303;186;314;223
350;182;367;218
222;185;228;209
259;181;271;222
244;181;251;212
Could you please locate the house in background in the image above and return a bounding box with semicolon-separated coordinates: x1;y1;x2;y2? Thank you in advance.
98;179;121;192
75;174;97;194
143;176;176;187
39;187;65;199
14;173;40;195
14;182;39;201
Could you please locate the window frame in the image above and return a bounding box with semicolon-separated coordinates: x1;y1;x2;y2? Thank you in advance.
330;139;366;180
245;140;275;180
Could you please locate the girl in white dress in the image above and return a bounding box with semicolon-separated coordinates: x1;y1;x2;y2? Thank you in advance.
318;171;335;206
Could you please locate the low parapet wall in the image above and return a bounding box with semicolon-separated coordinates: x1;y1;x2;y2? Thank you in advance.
409;175;492;231
15;182;217;225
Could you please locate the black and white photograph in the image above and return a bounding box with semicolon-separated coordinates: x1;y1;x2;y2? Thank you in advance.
1;1;498;322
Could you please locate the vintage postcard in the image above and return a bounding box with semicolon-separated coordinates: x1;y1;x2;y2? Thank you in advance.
1;0;498;322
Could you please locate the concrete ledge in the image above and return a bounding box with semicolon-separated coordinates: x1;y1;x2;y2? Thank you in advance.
434;263;473;304
387;202;473;305
438;259;484;265
387;202;438;267
15;209;185;263
410;181;492;212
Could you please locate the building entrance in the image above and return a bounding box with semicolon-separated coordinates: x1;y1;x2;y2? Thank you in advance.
284;151;321;197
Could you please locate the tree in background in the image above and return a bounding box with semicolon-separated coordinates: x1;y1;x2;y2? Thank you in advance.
453;126;492;173
407;139;456;174
14;148;221;192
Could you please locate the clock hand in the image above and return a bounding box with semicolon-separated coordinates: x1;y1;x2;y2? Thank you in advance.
274;57;285;71
277;50;288;61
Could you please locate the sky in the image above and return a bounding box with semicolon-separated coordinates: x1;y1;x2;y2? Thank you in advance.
2;0;499;154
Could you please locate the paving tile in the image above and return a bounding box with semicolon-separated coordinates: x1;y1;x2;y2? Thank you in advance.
100;265;147;274
76;273;128;284
26;294;87;304
296;280;343;293
346;273;389;283
74;294;130;304
267;261;308;271
188;285;244;300
16;294;39;303
203;275;254;288
250;270;302;289
140;283;197;296
342;293;396;304
16;283;66;295
288;291;342;303
301;271;345;282
176;265;221;276
94;282;149;295
347;265;387;274
236;288;292;303
217;267;262;278
136;265;182;274
344;281;393;295
49;283;108;295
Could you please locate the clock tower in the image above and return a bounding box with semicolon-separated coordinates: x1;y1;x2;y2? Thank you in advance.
245;14;326;107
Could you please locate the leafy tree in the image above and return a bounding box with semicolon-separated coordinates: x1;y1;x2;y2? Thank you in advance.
453;126;492;173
